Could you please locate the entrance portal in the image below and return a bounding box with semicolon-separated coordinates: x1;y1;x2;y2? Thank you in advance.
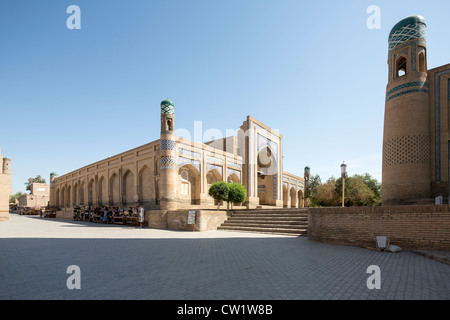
257;146;277;205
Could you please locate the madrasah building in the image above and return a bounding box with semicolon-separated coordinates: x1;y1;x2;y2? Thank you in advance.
50;100;307;219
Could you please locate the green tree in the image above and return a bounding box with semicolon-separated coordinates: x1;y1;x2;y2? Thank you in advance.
306;172;381;207
305;174;321;206
315;177;340;207
208;181;229;210
227;183;247;207
361;173;381;205
335;174;381;206
25;175;46;192
9;192;25;203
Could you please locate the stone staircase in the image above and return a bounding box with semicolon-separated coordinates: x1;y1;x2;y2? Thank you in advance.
217;208;308;236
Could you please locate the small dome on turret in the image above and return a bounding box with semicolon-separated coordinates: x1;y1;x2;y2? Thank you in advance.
161;99;174;107
388;15;426;51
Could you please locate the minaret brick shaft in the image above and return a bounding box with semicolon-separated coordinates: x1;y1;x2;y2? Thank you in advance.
382;15;430;204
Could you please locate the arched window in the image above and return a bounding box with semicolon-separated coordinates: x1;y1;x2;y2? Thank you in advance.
180;170;189;196
418;51;426;72
396;56;407;77
138;165;152;204
123;170;134;204
98;176;106;205
166;119;173;131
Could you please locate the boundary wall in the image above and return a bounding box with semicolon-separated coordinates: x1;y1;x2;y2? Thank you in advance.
308;205;450;250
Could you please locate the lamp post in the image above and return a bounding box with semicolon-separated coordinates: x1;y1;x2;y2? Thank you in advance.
341;162;347;207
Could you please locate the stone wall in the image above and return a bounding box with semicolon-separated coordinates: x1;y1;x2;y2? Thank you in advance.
308;205;450;250
148;209;229;232
55;208;229;232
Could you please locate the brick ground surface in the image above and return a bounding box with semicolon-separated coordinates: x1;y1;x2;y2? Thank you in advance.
0;214;449;300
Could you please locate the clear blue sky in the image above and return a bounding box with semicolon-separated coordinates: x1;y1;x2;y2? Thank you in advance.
1;0;449;194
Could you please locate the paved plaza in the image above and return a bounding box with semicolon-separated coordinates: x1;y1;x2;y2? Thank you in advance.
0;214;449;300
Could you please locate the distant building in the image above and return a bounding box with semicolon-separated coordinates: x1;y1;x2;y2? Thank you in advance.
0;146;12;221
18;183;50;209
382;15;450;204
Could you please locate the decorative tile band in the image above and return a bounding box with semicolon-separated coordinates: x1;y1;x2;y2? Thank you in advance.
206;155;224;164
227;160;241;169
178;147;201;159
386;81;429;100
386;88;429;103
160;156;177;169
161;104;175;115
160;139;175;150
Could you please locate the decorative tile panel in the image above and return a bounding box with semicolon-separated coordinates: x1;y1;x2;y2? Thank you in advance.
206;163;223;177
383;134;430;167
160;156;177;169
227;168;241;180
178;156;201;173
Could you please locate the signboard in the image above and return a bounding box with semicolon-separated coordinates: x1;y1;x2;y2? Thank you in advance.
187;210;196;225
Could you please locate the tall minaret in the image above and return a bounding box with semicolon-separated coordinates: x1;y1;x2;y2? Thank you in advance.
382;15;430;204
0;146;12;221
304;166;310;207
159;99;178;210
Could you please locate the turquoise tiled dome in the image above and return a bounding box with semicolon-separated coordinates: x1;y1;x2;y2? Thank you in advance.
388;15;426;51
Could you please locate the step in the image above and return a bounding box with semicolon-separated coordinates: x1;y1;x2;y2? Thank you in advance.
223;220;308;226
218;208;309;236
232;213;308;218
224;218;308;224
221;222;307;229
218;225;307;236
231;214;307;219
218;229;307;237
224;218;307;224
233;210;309;215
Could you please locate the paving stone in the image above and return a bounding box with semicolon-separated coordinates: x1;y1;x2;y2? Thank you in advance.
0;214;449;300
